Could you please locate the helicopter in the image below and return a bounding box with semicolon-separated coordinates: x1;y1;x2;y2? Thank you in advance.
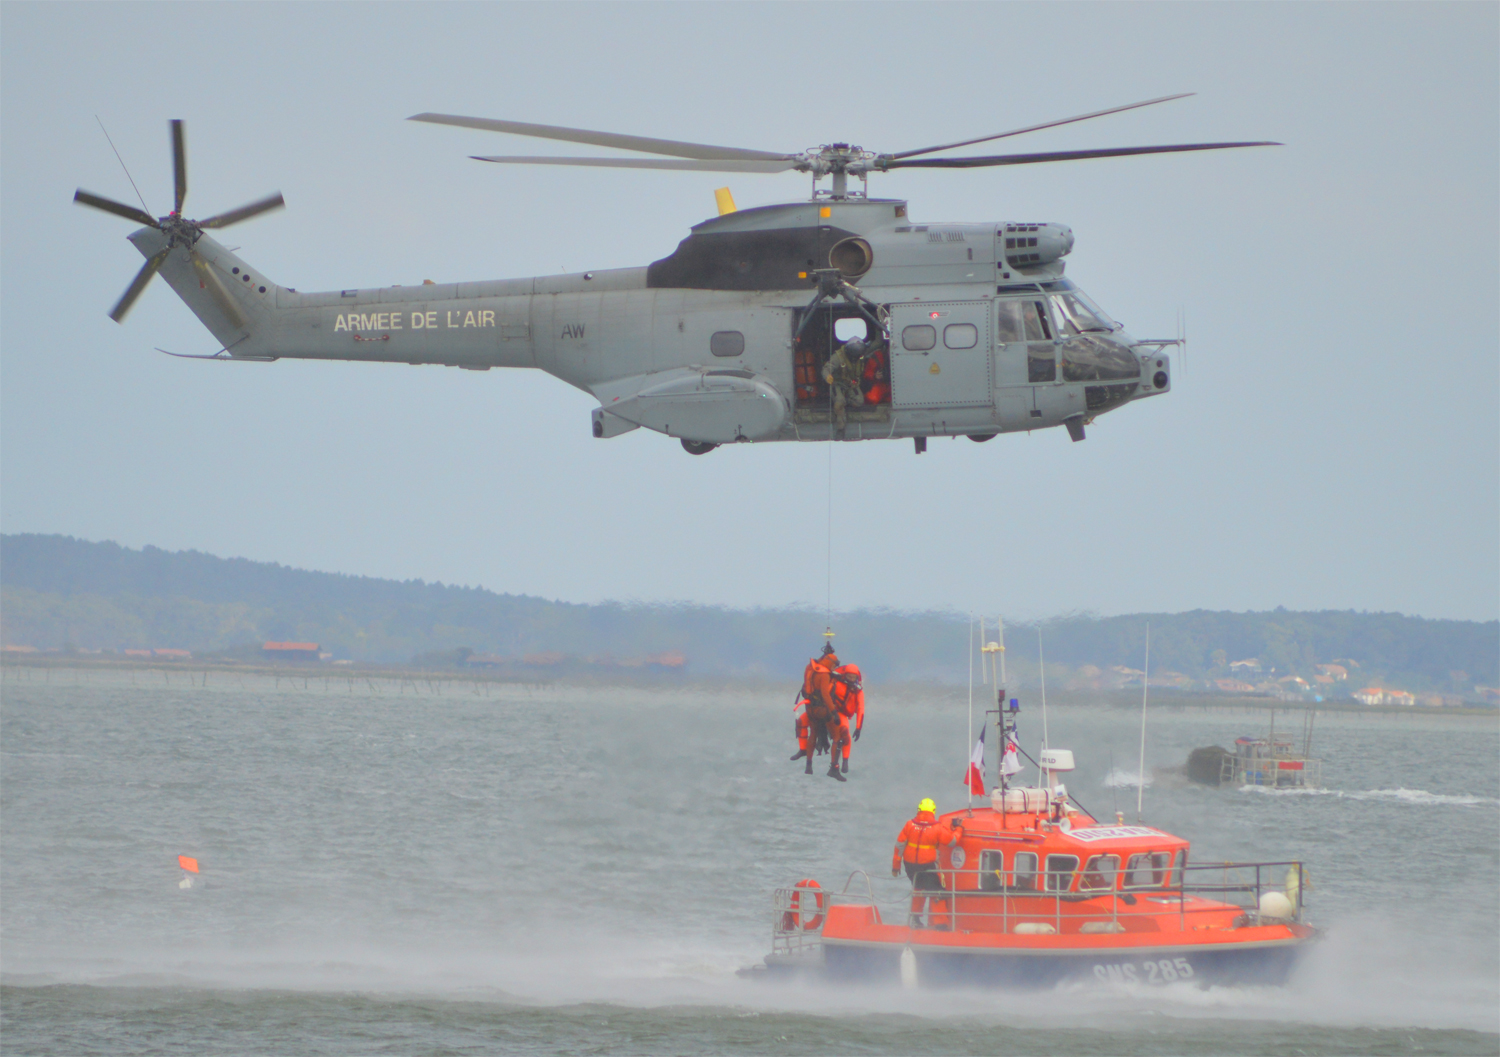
74;95;1276;454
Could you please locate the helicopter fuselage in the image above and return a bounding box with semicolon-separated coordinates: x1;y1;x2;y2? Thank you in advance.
132;196;1171;448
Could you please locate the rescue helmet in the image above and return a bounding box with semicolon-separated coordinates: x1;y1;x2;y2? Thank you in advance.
839;663;862;686
918;797;936;814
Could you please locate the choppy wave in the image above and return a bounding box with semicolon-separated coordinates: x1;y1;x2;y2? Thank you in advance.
1238;785;1497;806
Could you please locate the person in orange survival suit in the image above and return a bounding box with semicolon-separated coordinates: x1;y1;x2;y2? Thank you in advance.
829;663;866;775
891;798;963;927
794;643;847;782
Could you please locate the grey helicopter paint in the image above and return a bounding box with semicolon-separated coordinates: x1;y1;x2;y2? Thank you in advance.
75;95;1276;453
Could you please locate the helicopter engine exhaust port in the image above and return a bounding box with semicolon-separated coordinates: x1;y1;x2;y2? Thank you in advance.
681;439;718;455
1001;223;1074;270
828;237;874;279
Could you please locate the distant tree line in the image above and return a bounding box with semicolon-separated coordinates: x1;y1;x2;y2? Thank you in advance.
1;534;1494;692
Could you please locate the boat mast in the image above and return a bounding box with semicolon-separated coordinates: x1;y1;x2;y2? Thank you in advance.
1137;623;1150;822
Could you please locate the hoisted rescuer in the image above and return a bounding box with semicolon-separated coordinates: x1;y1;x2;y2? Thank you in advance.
892;797;963;928
791;642;854;782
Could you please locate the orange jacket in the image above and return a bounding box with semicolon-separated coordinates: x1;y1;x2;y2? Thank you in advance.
892;811;960;870
831;668;864;728
801;655;838;713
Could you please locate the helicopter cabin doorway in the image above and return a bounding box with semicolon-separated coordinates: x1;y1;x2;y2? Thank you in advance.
792;304;892;424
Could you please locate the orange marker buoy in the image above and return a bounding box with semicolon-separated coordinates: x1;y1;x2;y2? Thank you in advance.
178;855;199;873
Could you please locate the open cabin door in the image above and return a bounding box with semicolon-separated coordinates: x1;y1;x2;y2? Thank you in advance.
791;303;892;419
889;302;992;409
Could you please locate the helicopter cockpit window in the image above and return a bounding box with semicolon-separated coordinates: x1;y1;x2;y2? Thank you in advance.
1052;292;1117;336
1061;335;1140;382
710;331;745;357
1023;300;1056;383
943;323;978;349
995;301;1025;344
1022;301;1051;342
902;325;937;351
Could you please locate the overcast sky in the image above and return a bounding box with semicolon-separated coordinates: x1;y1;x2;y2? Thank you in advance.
2;2;1495;622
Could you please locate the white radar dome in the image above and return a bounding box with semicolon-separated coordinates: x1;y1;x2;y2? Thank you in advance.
1039;749;1075;772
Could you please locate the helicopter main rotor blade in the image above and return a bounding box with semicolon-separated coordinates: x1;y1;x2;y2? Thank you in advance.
171;119;187;214
411;113;791;162
470;155;797;173
884;141;1280;169
74;189;158;227
198;192;286;229
891;93;1197;160
109;247;170;323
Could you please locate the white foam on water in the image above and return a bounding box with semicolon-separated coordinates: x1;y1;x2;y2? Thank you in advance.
1237;785;1497;806
1103;768;1152;789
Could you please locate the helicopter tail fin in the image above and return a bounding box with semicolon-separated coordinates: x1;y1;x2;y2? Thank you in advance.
126;227;279;354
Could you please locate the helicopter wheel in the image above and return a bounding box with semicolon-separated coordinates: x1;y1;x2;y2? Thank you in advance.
967;433;998;443
681;439;719;455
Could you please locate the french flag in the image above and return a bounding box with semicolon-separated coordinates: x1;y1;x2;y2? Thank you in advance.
964;727;986;795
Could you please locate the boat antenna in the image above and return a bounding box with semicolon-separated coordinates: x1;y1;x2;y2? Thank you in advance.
996;616;1007;791
1038;628;1049;752
1137;622;1150;822
967;616;975;809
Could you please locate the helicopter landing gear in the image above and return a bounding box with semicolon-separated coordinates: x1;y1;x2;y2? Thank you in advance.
681;439;719;455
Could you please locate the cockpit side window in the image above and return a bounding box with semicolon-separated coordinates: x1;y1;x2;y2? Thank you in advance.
1080;854;1120;891
1023;300;1056;383
1021;300;1052;341
995;301;1025;344
1044;853;1078;892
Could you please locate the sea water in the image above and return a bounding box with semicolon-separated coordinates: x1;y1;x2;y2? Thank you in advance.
2;671;1496;1055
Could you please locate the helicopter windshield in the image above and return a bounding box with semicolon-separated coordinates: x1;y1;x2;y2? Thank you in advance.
1052;291;1117;335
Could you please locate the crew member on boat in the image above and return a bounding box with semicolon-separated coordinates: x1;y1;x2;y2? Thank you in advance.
892;798;962;927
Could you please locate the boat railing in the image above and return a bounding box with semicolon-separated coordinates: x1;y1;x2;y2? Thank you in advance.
773;860;1307;943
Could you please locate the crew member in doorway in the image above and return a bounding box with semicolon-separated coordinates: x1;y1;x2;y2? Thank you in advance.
892;798;963;927
823;337;870;433
830;663;865;775
795;643;846;781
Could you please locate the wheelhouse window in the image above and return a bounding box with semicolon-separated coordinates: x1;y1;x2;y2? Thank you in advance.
1123;851;1173;889
1044;854;1078;892
943;323;978;349
1013;851;1039;891
901;324;936;351
1080;854;1120;891
710;331;745;357
979;849;1006;891
1168;850;1184;888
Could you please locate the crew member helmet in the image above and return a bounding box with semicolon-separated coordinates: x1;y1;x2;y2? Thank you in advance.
917;798;936;814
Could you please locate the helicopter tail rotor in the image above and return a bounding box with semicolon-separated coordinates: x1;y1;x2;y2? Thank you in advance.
74;120;285;322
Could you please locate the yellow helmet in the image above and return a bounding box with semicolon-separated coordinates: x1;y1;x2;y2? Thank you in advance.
918;798;936;814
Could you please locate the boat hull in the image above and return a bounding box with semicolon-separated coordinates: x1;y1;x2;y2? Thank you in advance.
817;935;1308;989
